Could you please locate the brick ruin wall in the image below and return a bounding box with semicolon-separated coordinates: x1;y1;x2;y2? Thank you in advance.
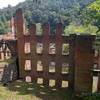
14;8;99;93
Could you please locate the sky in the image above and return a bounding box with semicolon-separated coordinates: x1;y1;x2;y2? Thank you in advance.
0;0;25;9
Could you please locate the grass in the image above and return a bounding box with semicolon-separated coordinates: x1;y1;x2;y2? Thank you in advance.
0;80;78;100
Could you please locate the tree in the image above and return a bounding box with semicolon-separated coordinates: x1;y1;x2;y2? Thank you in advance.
0;21;10;34
88;0;100;34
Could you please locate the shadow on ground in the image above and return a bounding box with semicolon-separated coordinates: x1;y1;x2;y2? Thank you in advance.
3;80;79;100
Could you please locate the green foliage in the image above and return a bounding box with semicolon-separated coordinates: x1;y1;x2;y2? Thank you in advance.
0;21;10;34
80;92;100;100
89;0;100;11
85;0;100;50
64;22;97;35
0;0;99;35
84;0;100;33
36;23;43;35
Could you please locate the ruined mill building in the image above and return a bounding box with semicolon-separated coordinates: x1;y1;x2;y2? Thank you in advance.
0;8;100;93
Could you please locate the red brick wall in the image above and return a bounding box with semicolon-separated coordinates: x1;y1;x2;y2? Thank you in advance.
14;8;25;78
15;9;71;88
14;8;96;92
74;35;95;92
